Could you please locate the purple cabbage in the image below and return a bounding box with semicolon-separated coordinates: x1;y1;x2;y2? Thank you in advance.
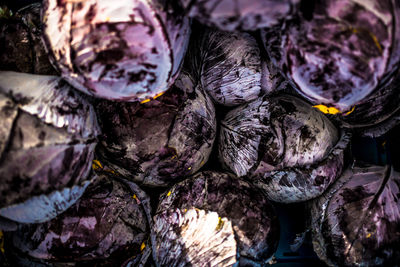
337;68;400;137
219;94;351;203
191;28;287;106
310;164;400;267
4;172;151;266
96;72;216;187
201;30;263;106
263;0;400;112
152;171;279;265
0;71;100;223
179;0;300;31
0;4;56;75
42;0;190;101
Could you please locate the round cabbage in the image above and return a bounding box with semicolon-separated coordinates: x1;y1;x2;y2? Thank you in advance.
219;94;351;203
4;172;151;266
190;28;287;106
153;171;279;265
310;164;400;267
96;72;216;187
42;0;190;101
263;0;400;112
0;71;100;223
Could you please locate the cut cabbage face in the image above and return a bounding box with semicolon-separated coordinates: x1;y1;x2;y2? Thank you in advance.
42;0;190;101
263;0;400;112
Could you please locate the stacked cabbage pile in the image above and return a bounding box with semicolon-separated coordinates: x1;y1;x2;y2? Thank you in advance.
0;0;399;266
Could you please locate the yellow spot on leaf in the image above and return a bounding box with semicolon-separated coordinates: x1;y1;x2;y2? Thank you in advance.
366;233;372;238
369;32;382;53
168;146;178;156
349;27;382;53
140;92;165;104
153;91;165;99
188;166;192;170
140;242;146;251
92;160;103;170
382;141;387;147
344;106;356;116
171;155;177;160
140;98;151;104
312;105;340;115
132;194;141;204
104;168;117;175
167;191;172;197
200;160;205;166
184;208;187;213
216;217;224;231
0;230;4;254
